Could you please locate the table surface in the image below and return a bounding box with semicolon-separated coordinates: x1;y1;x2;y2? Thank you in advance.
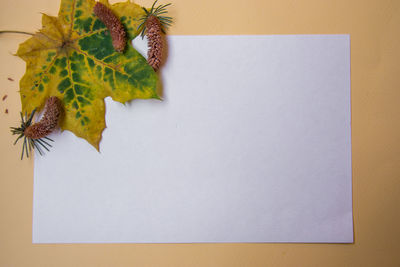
0;0;399;266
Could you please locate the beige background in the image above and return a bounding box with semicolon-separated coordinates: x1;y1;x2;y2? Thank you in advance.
0;0;399;266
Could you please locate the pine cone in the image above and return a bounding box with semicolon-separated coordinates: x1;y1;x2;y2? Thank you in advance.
24;96;63;139
146;15;163;71
93;2;126;53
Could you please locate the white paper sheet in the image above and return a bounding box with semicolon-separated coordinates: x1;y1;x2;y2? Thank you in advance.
33;35;353;243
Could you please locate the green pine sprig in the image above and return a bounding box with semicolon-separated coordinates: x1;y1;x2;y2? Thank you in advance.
137;0;173;38
10;109;53;160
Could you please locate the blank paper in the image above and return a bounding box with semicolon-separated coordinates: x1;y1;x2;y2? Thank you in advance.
33;35;353;243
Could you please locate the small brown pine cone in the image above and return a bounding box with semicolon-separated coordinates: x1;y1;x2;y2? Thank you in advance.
24;96;63;139
146;15;163;71
93;2;126;53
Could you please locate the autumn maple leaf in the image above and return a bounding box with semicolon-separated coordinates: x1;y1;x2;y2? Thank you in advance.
17;0;159;150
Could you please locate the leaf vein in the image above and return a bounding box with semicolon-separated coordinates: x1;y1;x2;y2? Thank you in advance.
68;0;77;39
70;46;128;75
66;50;75;97
70;28;107;42
36;32;61;45
34;51;60;89
20;47;60;57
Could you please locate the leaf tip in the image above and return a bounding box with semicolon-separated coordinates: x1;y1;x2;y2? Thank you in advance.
153;94;162;101
95;144;101;152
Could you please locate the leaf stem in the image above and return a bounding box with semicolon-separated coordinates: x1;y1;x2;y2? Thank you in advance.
0;30;34;36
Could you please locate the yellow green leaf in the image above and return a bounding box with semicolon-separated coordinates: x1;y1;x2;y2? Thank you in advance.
17;0;158;150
